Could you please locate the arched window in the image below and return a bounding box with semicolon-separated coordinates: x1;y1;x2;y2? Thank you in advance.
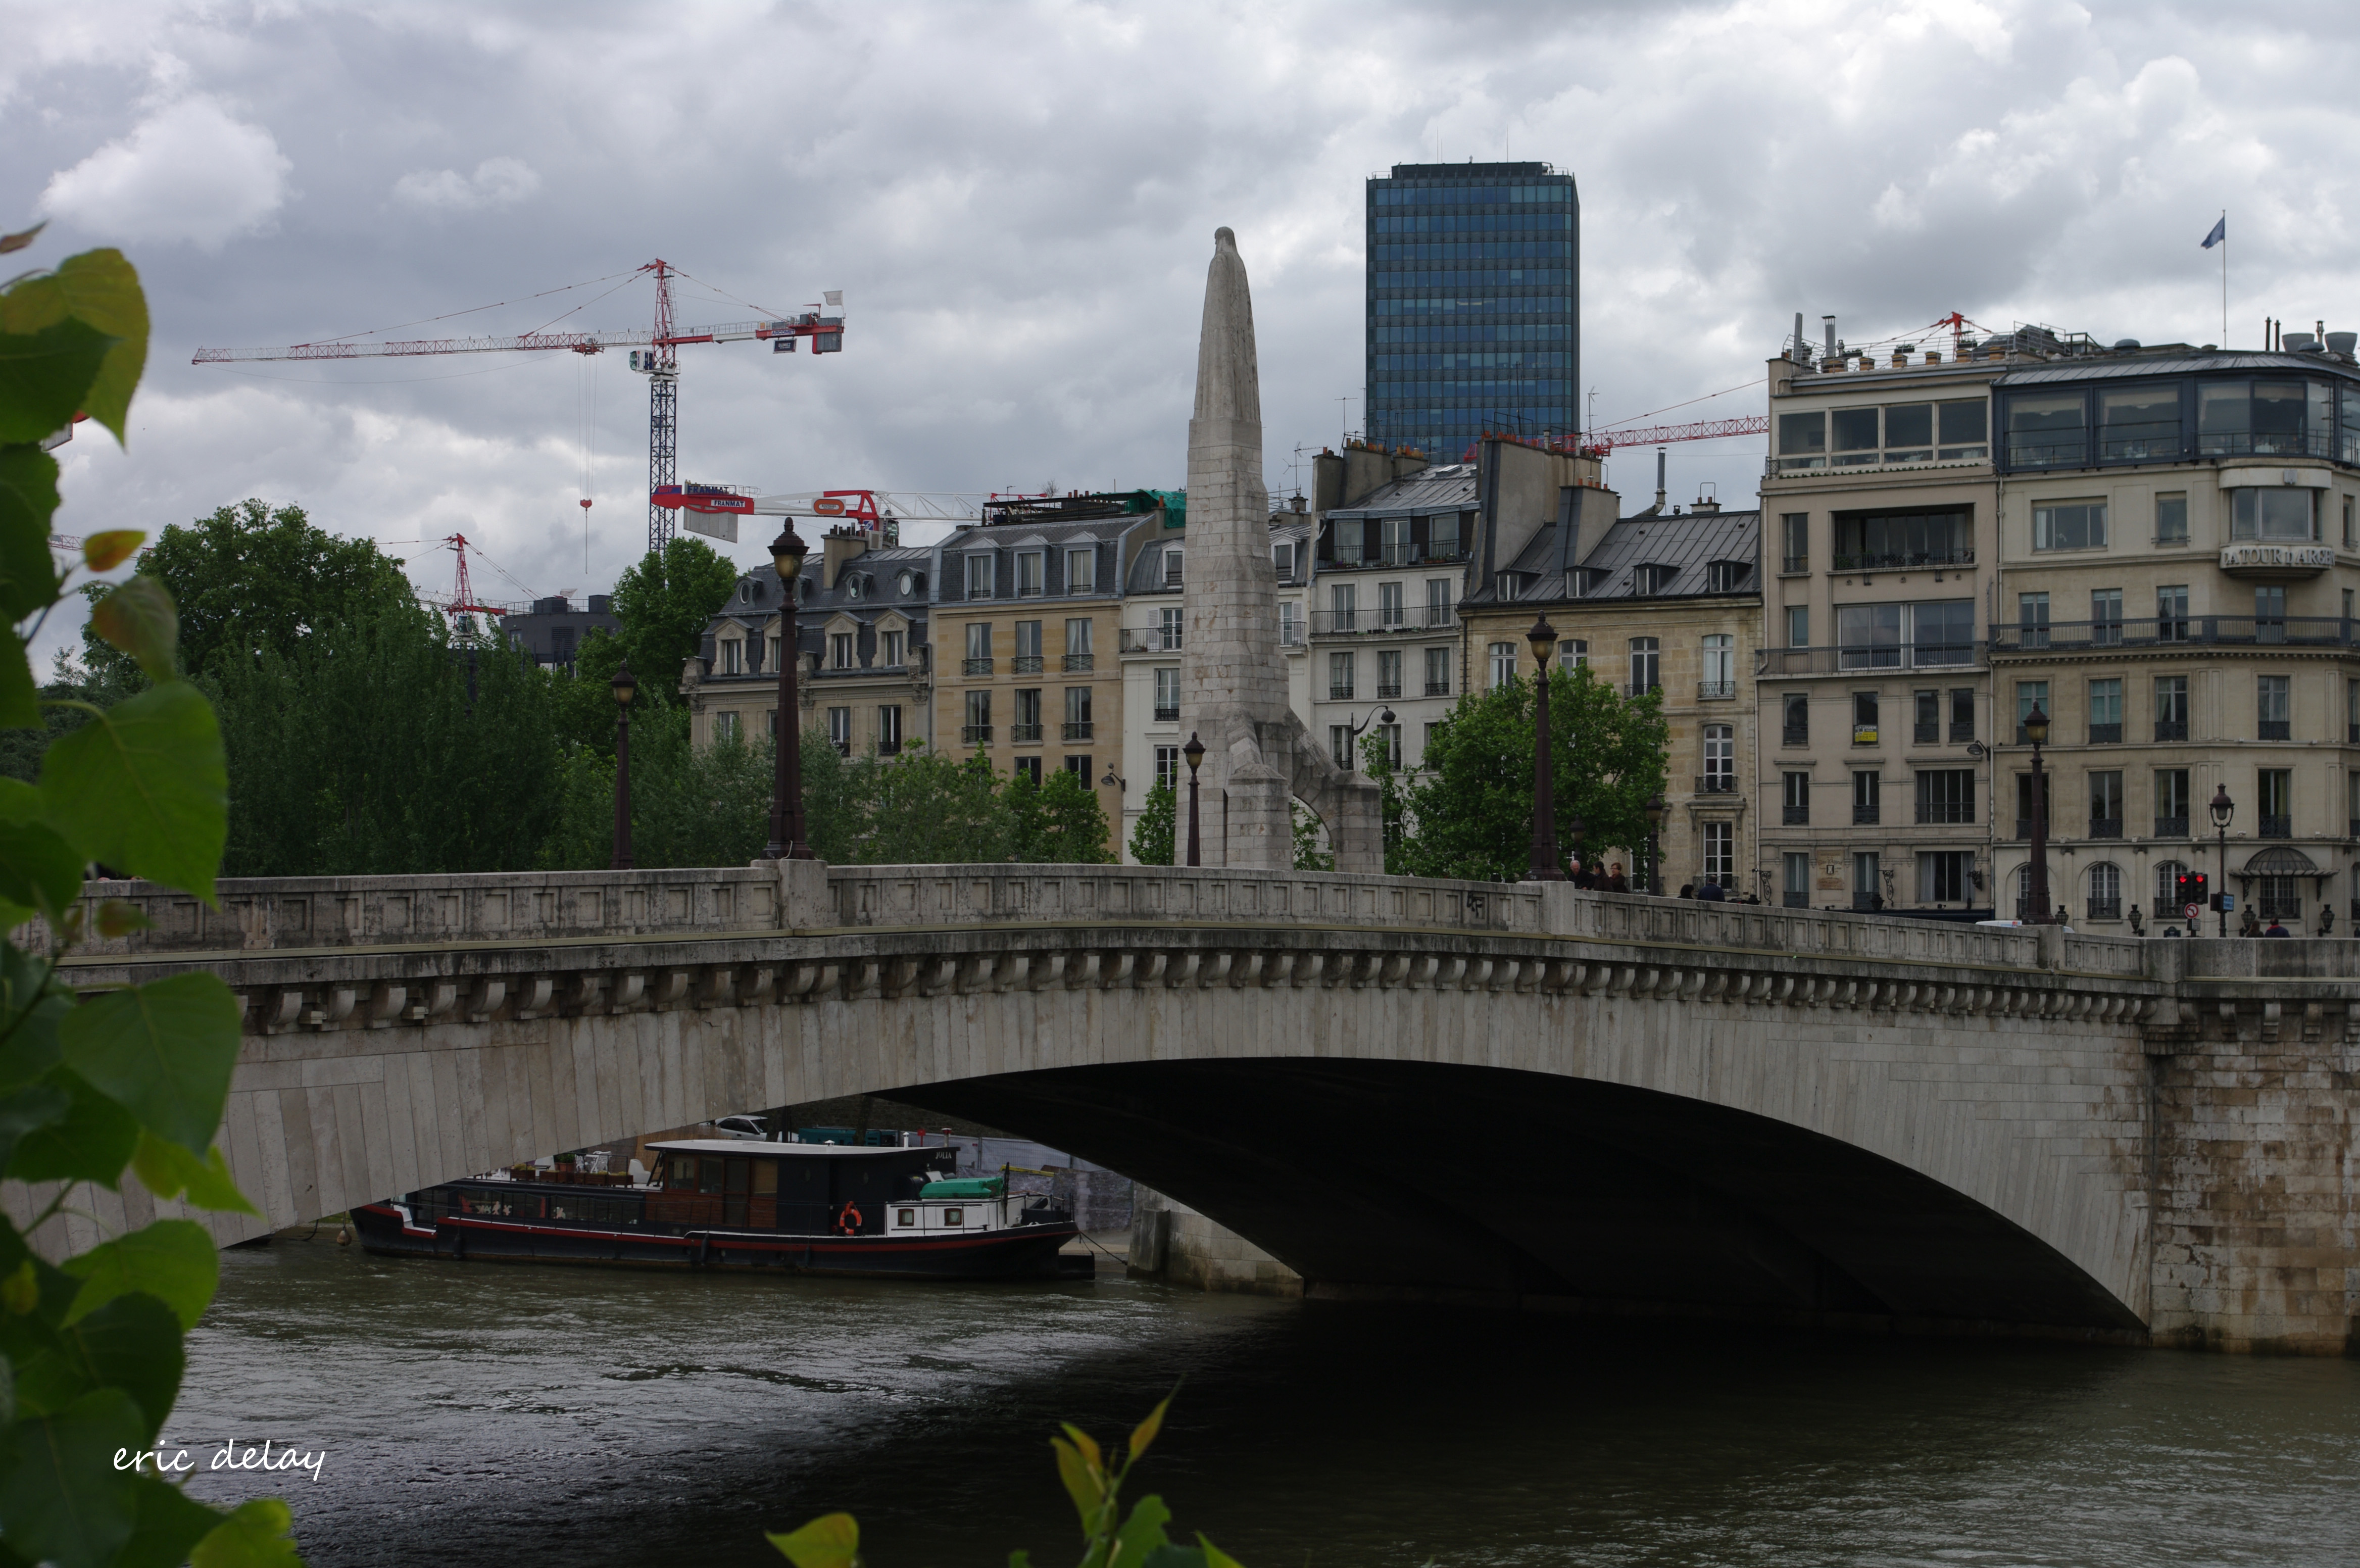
2154;860;2187;920
2087;862;2122;921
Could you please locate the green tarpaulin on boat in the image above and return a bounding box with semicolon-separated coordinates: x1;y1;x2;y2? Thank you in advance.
919;1177;1004;1198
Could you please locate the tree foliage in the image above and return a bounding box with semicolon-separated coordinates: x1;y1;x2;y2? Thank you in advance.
1366;664;1668;881
1129;778;1175;866
609;536;742;695
0;235;303;1565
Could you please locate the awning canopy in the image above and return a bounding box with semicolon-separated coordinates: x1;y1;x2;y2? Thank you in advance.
2237;845;2322;876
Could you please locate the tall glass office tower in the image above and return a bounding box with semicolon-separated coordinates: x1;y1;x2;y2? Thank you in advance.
1365;162;1578;461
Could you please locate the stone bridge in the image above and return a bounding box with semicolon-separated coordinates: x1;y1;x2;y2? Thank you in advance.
15;865;2357;1354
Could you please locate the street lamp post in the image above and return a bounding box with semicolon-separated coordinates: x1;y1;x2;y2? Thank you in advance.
2210;783;2234;937
2026;701;2051;922
1525;615;1564;880
1183;732;1205;868
764;523;814;861
1565;814;1585;881
610;660;636;870
1643;792;1667;895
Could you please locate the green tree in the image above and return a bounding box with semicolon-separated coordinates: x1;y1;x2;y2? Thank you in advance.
79;497;410;685
1129;778;1175;865
858;743;1009;863
1;235;305;1564
1013;766;1113;863
1374;663;1667;882
1291;800;1333;871
610;535;742;695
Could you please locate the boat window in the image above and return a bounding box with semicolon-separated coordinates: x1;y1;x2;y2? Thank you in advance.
725;1158;751;1194
945;1207;964;1226
753;1162;778;1196
699;1159;724;1195
897;1208;915;1227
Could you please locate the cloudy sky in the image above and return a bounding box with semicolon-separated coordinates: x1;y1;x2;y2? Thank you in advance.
8;0;2354;660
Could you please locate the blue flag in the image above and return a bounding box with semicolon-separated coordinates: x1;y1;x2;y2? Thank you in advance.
2201;216;2226;249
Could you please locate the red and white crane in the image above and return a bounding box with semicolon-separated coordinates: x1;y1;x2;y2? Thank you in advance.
192;260;845;556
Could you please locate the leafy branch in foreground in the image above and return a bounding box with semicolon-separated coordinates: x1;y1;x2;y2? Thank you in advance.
768;1392;1240;1568
0;231;301;1565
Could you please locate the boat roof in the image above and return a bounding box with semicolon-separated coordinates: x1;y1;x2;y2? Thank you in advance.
645;1139;939;1158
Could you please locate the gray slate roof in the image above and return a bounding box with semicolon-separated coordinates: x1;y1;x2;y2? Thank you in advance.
1481;507;1761;604
1324;463;1480;519
1993;351;2360;387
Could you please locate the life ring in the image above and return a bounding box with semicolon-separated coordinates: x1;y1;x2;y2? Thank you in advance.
837;1203;863;1236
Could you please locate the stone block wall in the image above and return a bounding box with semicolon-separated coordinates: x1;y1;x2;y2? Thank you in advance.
1129;1187;1302;1297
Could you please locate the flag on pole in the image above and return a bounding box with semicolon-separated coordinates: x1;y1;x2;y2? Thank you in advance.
2201;216;2226;249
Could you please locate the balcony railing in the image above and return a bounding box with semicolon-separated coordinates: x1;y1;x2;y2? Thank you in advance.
1062;722;1093;741
877;739;902;757
2089;817;2124;839
962;657;995;675
1153;704;1178;723
1915;802;1974;824
1424;679;1451;697
1011;655;1042;674
2156;815;2189;838
2350;721;2360;744
1119;627;1184;654
1914;722;1939;744
1063;653;1094;672
1330;684;1354;700
2087;897;2122;920
2013;818;2037;840
1783;805;1809;824
1010;722;1044;743
1695;774;1737;795
2260;814;2292;839
2259;719;2291;740
1949;720;1975;743
1628;680;1661;699
1831;547;1975;573
1783;891;1810;908
1310;605;1458;635
1377;682;1402;699
1780;554;1808;573
1780;725;1808;748
1280;622;1305;648
1698;680;1737;700
2088;723;2122;744
1756;642;1987;675
1992;615;2360;653
1853;802;1881;824
2156;720;2188;742
961;724;993;744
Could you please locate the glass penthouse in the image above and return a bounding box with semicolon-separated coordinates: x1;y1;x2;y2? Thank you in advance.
1365;161;1578;462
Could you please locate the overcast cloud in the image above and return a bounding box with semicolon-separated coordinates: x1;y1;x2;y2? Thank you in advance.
7;0;2357;661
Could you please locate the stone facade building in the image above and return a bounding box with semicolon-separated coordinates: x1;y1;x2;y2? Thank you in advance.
1461;489;1762;891
681;527;933;755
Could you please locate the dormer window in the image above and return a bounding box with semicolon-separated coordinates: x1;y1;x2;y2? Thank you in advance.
896;570;916;596
1636;564;1679;595
965;554;995;600
1272;541;1296;579
1163;548;1184;586
1065;547;1096;592
846;573;866;601
1016;551;1045;597
1500;574;1521;602
1705;560;1752;593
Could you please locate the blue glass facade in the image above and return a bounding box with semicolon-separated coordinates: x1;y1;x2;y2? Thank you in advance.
1365;162;1578;461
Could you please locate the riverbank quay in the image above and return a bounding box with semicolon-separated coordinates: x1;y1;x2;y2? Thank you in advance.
16;864;2358;1353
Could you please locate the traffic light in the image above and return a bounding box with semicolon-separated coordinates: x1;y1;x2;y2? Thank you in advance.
2175;870;2208;911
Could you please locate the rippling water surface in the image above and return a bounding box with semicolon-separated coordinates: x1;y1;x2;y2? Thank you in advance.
171;1238;2360;1566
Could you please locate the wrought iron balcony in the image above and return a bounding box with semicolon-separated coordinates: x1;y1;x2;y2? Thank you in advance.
1698;681;1737;700
2087;897;2122;920
2259;720;2291;740
1062;722;1093;741
1914;722;1939;744
2260;814;2292;839
2155;815;2189;838
1783;805;1809;824
2156;720;2188;742
2089;817;2124;839
1780;725;1809;748
1063;653;1094;672
1853;802;1881;824
1424;679;1451;697
1783;891;1809;908
1119;627;1184;654
962;657;995;675
1329;683;1354;700
1010;655;1042;674
2088;723;2122;745
1949;720;1976;743
1756;642;1987;675
1377;682;1402;699
877;739;902;756
1010;723;1042;743
1628;680;1661;699
1992;615;2359;653
1780;554;1808;573
1310;606;1457;635
1831;546;1975;573
961;724;993;744
1695;774;1737;794
1915;802;1974;824
1153;705;1178;723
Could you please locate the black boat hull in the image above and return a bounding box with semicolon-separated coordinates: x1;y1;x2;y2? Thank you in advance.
352;1203;1088;1280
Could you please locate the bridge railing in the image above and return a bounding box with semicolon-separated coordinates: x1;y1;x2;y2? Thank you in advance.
34;861;2146;977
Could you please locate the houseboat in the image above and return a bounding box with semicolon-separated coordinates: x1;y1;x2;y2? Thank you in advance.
350;1139;1089;1280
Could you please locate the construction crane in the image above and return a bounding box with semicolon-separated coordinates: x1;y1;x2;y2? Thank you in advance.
383;534;529;643
1575;415;1768;457
653;486;997;547
192;261;846;556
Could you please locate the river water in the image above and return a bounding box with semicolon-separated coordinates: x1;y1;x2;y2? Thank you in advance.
169;1236;2358;1566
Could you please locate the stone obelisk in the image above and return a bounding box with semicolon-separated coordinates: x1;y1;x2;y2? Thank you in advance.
1181;228;1380;870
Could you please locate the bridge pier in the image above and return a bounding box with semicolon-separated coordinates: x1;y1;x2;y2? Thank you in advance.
17;864;2356;1353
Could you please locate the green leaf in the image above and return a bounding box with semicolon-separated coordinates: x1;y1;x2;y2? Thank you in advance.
0;630;36;731
0;1386;144;1568
89;576;178;682
189;1497;300;1568
1128;1392;1173;1462
47;251;148;445
94;899;150;938
0;1081;69;1173
1195;1535;1243;1568
40;679;227;899
765;1512;860;1568
114;1474;229;1568
0;445;63;623
58;972;242;1152
0;317;115;446
1108;1494;1173;1568
60;1218;217;1331
132;1133;258;1216
1136;1549;1207;1568
12;1292;182;1439
0;817;87;923
4;1067;136;1186
1009;1554;1033;1568
0;941;69;1090
82;529;143;572
1052;1434;1105;1525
